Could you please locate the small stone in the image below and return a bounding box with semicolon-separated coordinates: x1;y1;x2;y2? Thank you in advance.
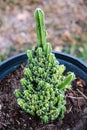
83;107;87;115
54;46;63;52
29;127;33;130
29;117;32;120
0;104;2;110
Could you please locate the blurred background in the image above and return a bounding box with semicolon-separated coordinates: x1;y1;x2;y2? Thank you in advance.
0;0;87;62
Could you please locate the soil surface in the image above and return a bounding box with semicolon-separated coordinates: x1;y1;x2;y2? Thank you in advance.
0;64;87;130
0;0;87;55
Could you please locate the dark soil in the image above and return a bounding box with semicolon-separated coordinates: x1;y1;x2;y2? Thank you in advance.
0;64;87;130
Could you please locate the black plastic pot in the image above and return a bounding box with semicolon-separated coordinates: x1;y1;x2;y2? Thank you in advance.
0;51;87;130
0;51;87;84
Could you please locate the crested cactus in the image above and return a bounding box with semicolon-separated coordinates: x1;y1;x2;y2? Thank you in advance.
14;8;75;124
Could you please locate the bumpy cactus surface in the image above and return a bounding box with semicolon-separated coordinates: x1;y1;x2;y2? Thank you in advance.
14;8;75;124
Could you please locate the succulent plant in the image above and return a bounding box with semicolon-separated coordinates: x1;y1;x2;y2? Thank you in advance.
14;8;75;124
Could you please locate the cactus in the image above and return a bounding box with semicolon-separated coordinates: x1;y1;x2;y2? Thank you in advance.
14;8;75;124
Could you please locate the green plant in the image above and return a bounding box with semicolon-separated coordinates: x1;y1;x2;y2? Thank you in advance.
14;8;75;124
63;34;87;62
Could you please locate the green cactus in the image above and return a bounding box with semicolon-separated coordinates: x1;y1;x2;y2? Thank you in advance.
14;8;75;124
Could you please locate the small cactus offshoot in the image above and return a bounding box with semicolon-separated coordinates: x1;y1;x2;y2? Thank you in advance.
14;8;75;124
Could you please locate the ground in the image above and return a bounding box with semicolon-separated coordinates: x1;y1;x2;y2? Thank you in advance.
0;0;87;61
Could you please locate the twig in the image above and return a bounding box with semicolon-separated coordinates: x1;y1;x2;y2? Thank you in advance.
70;89;77;96
66;95;83;100
77;89;87;100
37;124;56;130
67;106;72;113
0;121;7;127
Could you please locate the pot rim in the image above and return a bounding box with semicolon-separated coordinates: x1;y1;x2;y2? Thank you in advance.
0;51;87;81
0;51;86;71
